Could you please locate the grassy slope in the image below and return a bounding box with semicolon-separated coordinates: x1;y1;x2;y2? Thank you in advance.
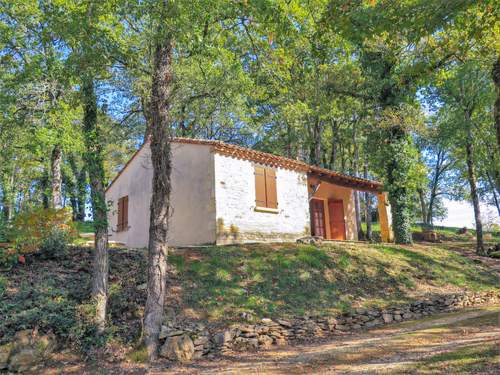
1;232;498;351
169;241;499;322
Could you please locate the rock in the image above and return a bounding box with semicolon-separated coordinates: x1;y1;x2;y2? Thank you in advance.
258;335;274;349
193;336;209;346
166;330;185;337
14;330;32;347
335;324;349;331
261;318;274;325
137;283;147;290
382;313;393;323
8;348;39;372
296;236;323;245
393;314;402;321
277;319;292;328
160;335;195;363
234;338;259;351
159;326;169;340
0;343;12;370
213;330;233;346
238;325;255;334
274;338;287;346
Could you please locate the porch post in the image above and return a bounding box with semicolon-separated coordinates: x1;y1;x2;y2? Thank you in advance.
377;192;393;243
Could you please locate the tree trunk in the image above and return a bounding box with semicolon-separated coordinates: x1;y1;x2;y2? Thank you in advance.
465;136;485;255
310;117;322;166
492;57;500;195
82;76;109;333
69;155;87;221
486;172;500;217
363;161;372;241
352;121;364;240
40;168;50;209
285;121;293;158
329;119;338;170
417;189;428;226
385;129;413;244
143;37;174;362
50;144;62;209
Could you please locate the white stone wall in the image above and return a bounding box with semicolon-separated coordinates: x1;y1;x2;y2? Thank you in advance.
214;153;310;243
106;142;216;248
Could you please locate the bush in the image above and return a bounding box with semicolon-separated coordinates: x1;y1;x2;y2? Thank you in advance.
39;227;71;259
0;247;20;269
9;208;77;254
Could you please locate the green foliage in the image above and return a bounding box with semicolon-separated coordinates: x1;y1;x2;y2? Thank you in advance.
38;227;71;260
9;208;77;254
0;247;19;269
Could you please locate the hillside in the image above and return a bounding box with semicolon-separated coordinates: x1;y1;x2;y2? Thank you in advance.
1;238;499;356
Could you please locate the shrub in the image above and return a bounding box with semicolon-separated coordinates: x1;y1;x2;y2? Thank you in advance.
0;216;9;242
39;227;71;259
9;208;77;254
0;247;19;269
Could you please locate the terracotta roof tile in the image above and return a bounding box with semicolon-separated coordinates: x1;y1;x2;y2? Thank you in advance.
172;137;383;192
106;137;383;193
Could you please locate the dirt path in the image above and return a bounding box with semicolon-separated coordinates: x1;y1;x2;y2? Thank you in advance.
158;305;500;375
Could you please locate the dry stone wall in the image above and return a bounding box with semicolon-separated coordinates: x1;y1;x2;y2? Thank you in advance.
158;290;499;362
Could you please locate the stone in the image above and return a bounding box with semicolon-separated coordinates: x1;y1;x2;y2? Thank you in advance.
277;319;292;328
159;326;169;340
166;330;185;337
160;335;195;363
213;330;233;346
238;325;255;333
0;343;12;370
261;318;274;325
335;324;349;331
274;338;287;346
258;335;274;349
193;336;209;346
234;338;259;351
137;283;147;290
382;313;393;323
393;314;402;321
14;330;33;347
8;348;39;372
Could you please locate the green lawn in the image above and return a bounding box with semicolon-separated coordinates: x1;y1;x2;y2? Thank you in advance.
169;241;499;322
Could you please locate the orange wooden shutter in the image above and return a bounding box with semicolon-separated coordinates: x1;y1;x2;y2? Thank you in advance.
123;196;128;229
254;166;267;207
117;198;123;231
264;168;277;208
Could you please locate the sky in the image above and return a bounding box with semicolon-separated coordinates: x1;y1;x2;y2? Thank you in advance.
435;199;500;229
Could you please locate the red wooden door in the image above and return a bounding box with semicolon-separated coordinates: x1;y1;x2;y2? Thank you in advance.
310;199;326;238
328;199;346;240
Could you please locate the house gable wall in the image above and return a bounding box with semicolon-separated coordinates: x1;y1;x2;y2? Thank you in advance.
106;142;216;247
213;153;310;244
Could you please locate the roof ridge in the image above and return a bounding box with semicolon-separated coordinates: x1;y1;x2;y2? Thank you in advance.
171;137;382;190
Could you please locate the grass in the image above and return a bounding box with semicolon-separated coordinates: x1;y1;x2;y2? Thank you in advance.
361;222;500;242
169;241;499;322
74;221;94;233
1;225;499;361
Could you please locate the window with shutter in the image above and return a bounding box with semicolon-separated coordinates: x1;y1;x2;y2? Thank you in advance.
116;196;129;232
254;166;278;210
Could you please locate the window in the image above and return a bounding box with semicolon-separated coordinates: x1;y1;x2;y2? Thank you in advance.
254;166;278;209
117;195;129;232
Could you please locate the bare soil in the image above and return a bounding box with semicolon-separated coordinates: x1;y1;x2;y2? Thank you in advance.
37;305;500;374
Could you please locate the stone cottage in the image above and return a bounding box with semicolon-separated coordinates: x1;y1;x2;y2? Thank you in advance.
105;138;393;247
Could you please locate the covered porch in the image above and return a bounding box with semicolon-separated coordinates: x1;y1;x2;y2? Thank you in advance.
307;167;393;242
